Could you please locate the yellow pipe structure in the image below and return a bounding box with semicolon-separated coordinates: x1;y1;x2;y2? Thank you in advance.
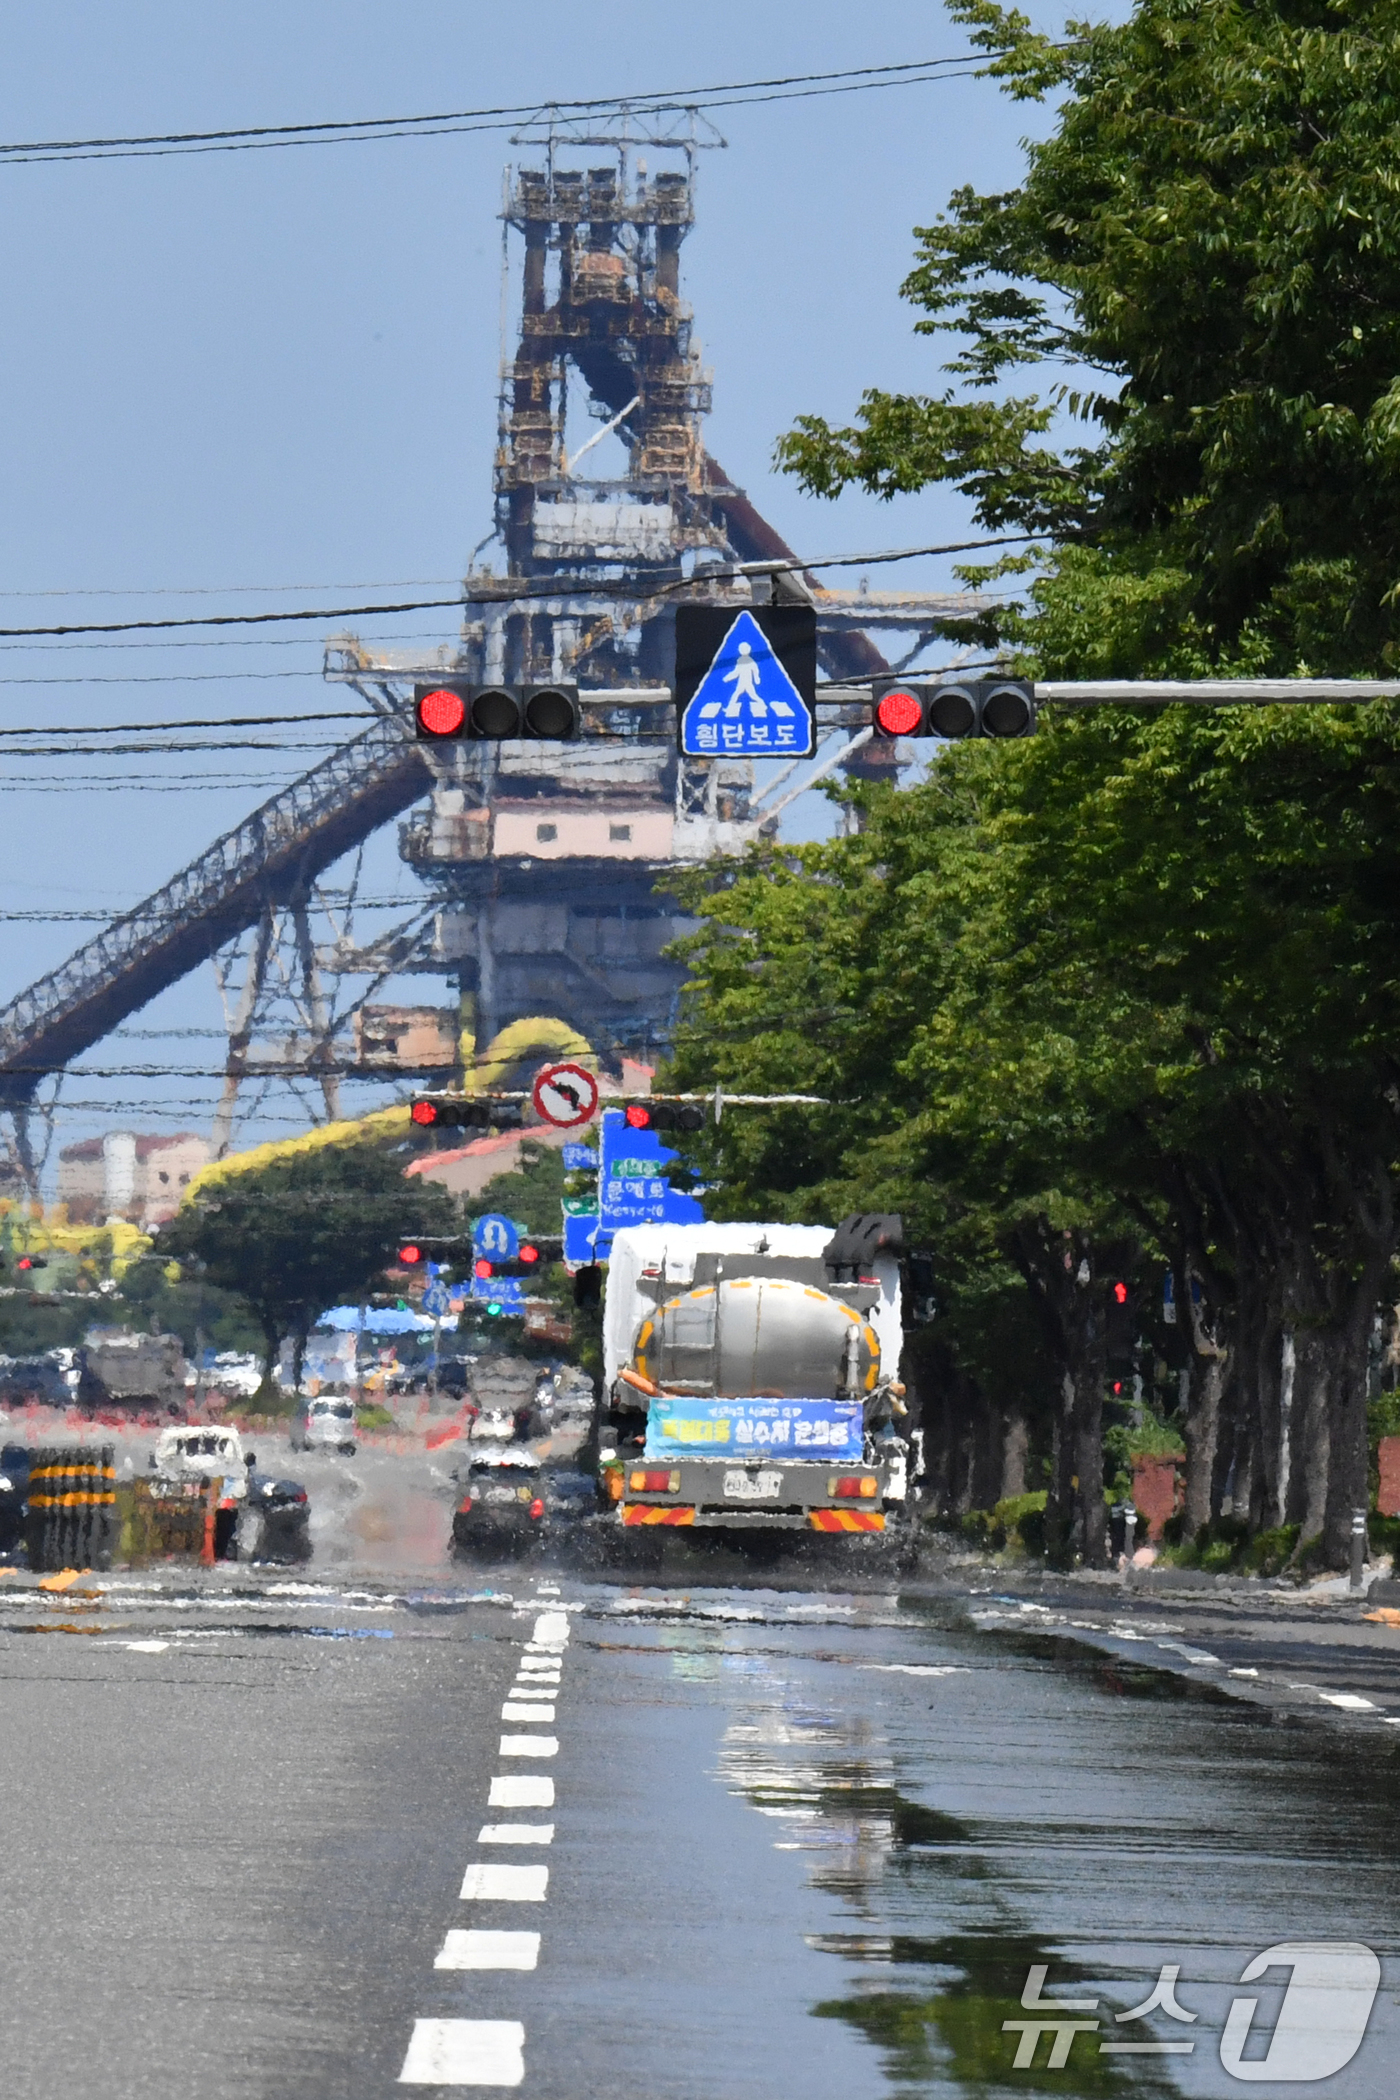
466;1017;595;1093
181;1017;595;1202
183;1103;408;1199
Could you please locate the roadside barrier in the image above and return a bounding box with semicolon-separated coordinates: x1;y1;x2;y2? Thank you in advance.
25;1446;117;1572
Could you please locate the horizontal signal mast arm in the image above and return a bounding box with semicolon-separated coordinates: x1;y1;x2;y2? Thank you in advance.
820;678;1400;707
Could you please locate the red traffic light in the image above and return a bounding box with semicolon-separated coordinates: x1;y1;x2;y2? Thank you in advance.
416;686;467;738
410;1100;439;1126
474;1257;493;1279
398;1244;423;1266
624;1103;653;1129
874;685;924;737
520;1244;539;1265
1112;1280;1129;1304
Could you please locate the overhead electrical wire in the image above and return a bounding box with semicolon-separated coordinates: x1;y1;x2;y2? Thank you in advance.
0;57;984;167
0;710;368;737
0;537;1035;640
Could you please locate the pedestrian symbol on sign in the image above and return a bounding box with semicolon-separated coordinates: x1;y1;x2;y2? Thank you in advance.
677;607;816;758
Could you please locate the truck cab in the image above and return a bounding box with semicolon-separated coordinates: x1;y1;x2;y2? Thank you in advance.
599;1216;910;1535
151;1425;253;1500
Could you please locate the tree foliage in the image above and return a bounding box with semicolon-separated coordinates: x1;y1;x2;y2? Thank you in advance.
668;692;1400;1564
777;0;1400;675
161;1141;455;1395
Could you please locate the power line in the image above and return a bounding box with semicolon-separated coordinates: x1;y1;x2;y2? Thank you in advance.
0;537;1032;641
0;669;340;686
0;578;460;601
6;900;422;923
0;710;367;738
0;58;980;167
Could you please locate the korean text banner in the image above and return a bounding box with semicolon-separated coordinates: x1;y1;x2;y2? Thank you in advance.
644;1396;863;1459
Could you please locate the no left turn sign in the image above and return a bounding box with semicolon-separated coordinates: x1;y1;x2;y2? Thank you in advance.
532;1061;600;1129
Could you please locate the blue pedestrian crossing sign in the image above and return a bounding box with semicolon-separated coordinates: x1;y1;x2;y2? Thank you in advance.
676;605;817;759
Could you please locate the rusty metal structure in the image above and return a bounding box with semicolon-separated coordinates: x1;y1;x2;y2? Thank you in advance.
0;110;986;1182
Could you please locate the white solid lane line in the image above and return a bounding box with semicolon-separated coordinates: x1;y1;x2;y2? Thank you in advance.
499;1734;558;1757
489;1774;554;1808
435;1930;541;1972
398;2018;524;2087
502;1702;556;1722
460;1863;548;1902
478;1823;554;1845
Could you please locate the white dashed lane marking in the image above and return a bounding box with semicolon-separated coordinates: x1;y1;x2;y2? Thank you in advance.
397;1600;574;2086
398;2018;525;2087
489;1775;554;1808
435;1930;541;1972
460;1863;549;1903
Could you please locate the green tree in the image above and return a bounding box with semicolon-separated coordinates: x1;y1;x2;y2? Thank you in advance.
778;0;1400;676
161;1141;455;1401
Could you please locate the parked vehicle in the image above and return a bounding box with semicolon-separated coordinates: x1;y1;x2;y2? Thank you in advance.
150;1423;255;1496
599;1215;912;1542
0;1353;73;1407
290;1394;357;1455
79;1331;190;1411
235;1473;312;1564
0;1443;31;1559
451;1451;546;1555
149;1424;257;1559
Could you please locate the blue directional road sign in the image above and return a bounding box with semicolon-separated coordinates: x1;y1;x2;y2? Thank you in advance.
676;605;816;759
421;1280;451;1320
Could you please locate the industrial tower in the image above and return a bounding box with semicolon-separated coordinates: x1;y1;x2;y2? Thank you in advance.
0;111;983;1181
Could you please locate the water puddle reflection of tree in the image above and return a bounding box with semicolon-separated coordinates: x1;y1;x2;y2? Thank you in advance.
701;1633;1180;2097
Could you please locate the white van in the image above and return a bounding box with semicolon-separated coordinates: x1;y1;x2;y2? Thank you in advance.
290;1395;358;1456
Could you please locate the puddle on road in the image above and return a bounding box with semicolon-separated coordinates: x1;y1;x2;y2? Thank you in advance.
648;1587;1400;2098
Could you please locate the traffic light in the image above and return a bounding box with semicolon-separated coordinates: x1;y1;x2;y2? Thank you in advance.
397;1244;424;1267
474;1244;544;1280
410;1097;524;1132
620;1100;705;1132
13;1254;47;1272
414;681;580;741
1106;1279;1135;1390
870;676;1036;740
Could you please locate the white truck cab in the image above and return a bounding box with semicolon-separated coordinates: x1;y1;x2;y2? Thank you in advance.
151;1425;254;1500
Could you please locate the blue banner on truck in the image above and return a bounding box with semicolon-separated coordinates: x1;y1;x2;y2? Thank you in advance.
643;1396;864;1460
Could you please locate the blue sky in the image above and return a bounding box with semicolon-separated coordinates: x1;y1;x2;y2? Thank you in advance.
0;1;1065;1174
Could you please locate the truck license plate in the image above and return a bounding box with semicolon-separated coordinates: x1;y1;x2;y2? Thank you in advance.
723;1469;783;1501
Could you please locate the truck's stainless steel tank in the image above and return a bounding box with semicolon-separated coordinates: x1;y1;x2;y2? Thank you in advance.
633;1277;879;1399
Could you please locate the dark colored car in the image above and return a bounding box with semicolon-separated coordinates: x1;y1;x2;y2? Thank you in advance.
234;1472;312;1564
451;1455;546;1556
0;1444;31;1560
0;1356;70;1407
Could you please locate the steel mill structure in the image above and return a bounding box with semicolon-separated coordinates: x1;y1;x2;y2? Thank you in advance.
0;109;983;1188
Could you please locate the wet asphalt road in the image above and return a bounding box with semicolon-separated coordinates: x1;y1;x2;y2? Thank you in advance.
6;1440;1400;2096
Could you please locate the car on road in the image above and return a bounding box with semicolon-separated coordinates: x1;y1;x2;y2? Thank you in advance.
451;1452;546;1556
235;1472;312;1564
0;1443;30;1559
290;1394;358;1455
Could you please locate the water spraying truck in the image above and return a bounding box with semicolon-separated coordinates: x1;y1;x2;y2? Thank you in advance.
598;1215;910;1535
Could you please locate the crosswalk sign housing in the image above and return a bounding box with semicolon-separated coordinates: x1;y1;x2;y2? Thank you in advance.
676;606;816;758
